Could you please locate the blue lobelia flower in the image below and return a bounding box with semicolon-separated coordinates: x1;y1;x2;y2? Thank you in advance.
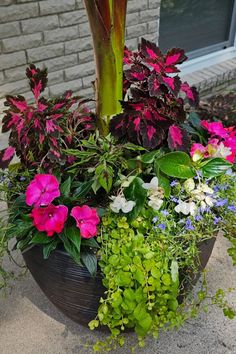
185;219;195;231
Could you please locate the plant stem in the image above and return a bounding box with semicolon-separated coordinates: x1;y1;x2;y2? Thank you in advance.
84;0;127;136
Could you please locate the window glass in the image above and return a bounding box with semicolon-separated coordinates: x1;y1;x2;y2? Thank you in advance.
159;0;235;54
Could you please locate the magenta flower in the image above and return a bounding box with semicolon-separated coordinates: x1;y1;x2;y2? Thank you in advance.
26;174;60;207
201;120;228;138
31;204;68;237
71;205;100;239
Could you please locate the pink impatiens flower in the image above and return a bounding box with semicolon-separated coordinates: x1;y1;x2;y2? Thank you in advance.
71;205;100;239
31;204;68;236
201;120;228;138
26;174;60;207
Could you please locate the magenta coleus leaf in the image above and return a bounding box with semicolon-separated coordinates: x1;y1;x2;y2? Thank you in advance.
125;64;150;82
165;48;187;69
26;64;48;101
181;82;199;106
4;95;28;113
140;37;162;60
148;73;161;97
162;76;181;96
0;146;15;169
168;125;190;151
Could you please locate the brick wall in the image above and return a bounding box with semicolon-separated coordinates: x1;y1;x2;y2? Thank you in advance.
0;0;160;99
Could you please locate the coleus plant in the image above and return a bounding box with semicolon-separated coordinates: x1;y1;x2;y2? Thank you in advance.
0;65;95;170
110;38;199;150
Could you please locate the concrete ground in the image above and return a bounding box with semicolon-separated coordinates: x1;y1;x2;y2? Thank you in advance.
0;234;236;354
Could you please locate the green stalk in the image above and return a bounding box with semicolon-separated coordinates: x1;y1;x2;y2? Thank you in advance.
84;0;127;136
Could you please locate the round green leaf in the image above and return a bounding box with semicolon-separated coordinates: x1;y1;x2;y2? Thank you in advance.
156;152;195;179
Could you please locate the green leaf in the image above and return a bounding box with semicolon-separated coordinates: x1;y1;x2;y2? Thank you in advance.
43;240;58;259
223;307;236;319
156;152;195;179
200;158;232;177
17;233;33;251
154;162;171;197
81;238;100;249
139;313;152;331
7;219;33;238
96;165;113;193
81;251;97;276
139;150;163;164
59;233;81;265
124;143;146;151
168;299;179;311
134;268;145;285
188;112;202;129
31;232;52;244
124;177;147;219
65;225;81;253
60;176;71;197
115;271;132;286
74;180;93;198
171;260;179;282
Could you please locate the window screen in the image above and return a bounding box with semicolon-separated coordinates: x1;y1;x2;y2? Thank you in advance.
159;0;235;56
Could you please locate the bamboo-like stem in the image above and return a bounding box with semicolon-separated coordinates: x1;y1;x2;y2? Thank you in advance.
84;0;127;136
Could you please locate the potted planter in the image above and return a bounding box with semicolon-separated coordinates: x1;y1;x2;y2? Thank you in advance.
0;1;236;351
22;237;216;327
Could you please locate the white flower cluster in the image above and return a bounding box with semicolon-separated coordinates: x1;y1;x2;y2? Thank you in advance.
142;177;164;211
110;195;136;213
174;178;215;216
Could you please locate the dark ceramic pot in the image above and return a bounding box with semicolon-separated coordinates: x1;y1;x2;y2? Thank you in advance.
22;237;216;327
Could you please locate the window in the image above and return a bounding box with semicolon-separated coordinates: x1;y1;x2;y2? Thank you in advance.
159;0;236;59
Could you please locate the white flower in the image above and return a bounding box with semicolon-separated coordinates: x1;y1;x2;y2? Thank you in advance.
174;201;197;216
212;142;231;159
142;177;159;191
205;196;214;207
110;195;136;214
191;189;205;201
148;196;163;211
200;184;214;195
183;178;195;193
121;175;136;188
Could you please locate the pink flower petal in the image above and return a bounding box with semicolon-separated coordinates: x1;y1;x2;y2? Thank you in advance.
31;204;68;237
26;174;60;207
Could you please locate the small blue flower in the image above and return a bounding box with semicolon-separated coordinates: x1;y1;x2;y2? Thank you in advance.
161;210;169;216
214;217;222;225
158;223;166;230
185;219;195;231
0;175;6;183
215;198;228;207
152;216;158;223
8;182;13;189
227;205;236;213
170;196;179;203
213;185;220;192
170;180;178;187
195;214;203;221
201;206;211;214
226;168;234;176
20;176;26;181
